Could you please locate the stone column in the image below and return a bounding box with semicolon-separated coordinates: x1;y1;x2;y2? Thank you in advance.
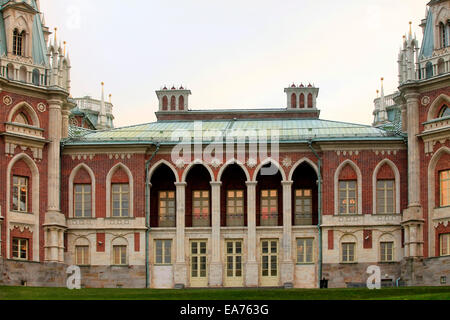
44;99;67;263
401;92;424;258
403;225;410;258
405;93;421;206
209;181;222;287
61;110;70;139
174;182;187;286
245;181;258;287
281;180;294;286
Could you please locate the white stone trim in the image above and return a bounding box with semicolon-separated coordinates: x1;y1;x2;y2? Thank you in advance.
7;101;40;128
428;146;450;257
339;233;358;263
68;163;96;218
252;158;286;182
181;159;215;183
110;236;129;265
288;157;319;181
372;159;401;215
217;159;251;182
427;93;450;121
334;159;363;215
148;159;180;183
106;163;134;218
6;153;40;261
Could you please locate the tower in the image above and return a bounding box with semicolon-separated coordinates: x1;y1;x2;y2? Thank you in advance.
0;0;73;263
156;85;191;112
0;0;71;90
416;0;450;80
284;83;319;110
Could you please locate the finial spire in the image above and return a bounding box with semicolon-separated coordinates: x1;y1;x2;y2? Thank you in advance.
109;94;112;104
54;27;57;44
63;41;67;56
409;21;412;36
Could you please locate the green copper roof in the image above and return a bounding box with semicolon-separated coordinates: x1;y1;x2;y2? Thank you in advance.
0;0;48;66
65;118;403;145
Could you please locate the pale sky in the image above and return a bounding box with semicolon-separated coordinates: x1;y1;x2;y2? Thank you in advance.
39;0;428;127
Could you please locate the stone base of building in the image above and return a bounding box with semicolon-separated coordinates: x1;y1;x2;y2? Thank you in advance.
0;258;66;287
79;265;146;288
322;262;402;288
401;256;450;287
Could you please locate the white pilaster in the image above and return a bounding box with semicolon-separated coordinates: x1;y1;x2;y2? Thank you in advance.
209;181;222;286
281;181;294;285
245;181;258;287
174;182;187;286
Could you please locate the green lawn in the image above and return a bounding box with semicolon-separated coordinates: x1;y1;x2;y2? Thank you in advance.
0;286;449;300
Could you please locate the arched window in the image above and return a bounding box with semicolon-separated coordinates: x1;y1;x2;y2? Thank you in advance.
440;22;446;48
14;112;29;125
32;69;40;86
178;95;185;111
162;96;168;110
7;64;14;80
438;58;445;75
426;62;433;79
19;66;27;82
299;93;305;108
439;104;450;118
307;93;313;108
170;96;176;111
13;29;24;56
291;93;297;108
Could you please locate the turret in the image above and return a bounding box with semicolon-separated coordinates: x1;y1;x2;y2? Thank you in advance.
156;85;191;111
284;83;319;110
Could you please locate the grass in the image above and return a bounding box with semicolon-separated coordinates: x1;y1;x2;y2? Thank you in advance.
0;286;449;300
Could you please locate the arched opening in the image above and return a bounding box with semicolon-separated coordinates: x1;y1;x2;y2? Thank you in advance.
178;95;185;111
426;62;433;79
299;93;305;108
256;162;283;227
220;164;247;227
438;58;445;75
106;164;133;218
291;162;318;225
73;167;93;218
32;69;40;86
150;164;176;227
19;66;27;82
162;96;168;111
69;164;96;219
185;164;212;227
439;104;450;118
170;96;176;111
13;29;24;56
439;22;446;48
291;93;297;108
307;93;313;108
335;161;362;215
13;111;30;125
11;159;32;213
375;163;396;214
7;64;14;80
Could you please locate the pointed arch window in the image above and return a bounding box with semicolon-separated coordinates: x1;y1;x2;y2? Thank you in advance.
14;112;29;125
13;29;25;56
291;93;297;108
439;105;450;118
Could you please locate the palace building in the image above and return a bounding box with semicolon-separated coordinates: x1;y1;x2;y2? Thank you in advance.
0;0;449;288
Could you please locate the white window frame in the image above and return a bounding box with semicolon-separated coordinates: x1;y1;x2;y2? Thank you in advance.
296;238;314;264
155;239;172;265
